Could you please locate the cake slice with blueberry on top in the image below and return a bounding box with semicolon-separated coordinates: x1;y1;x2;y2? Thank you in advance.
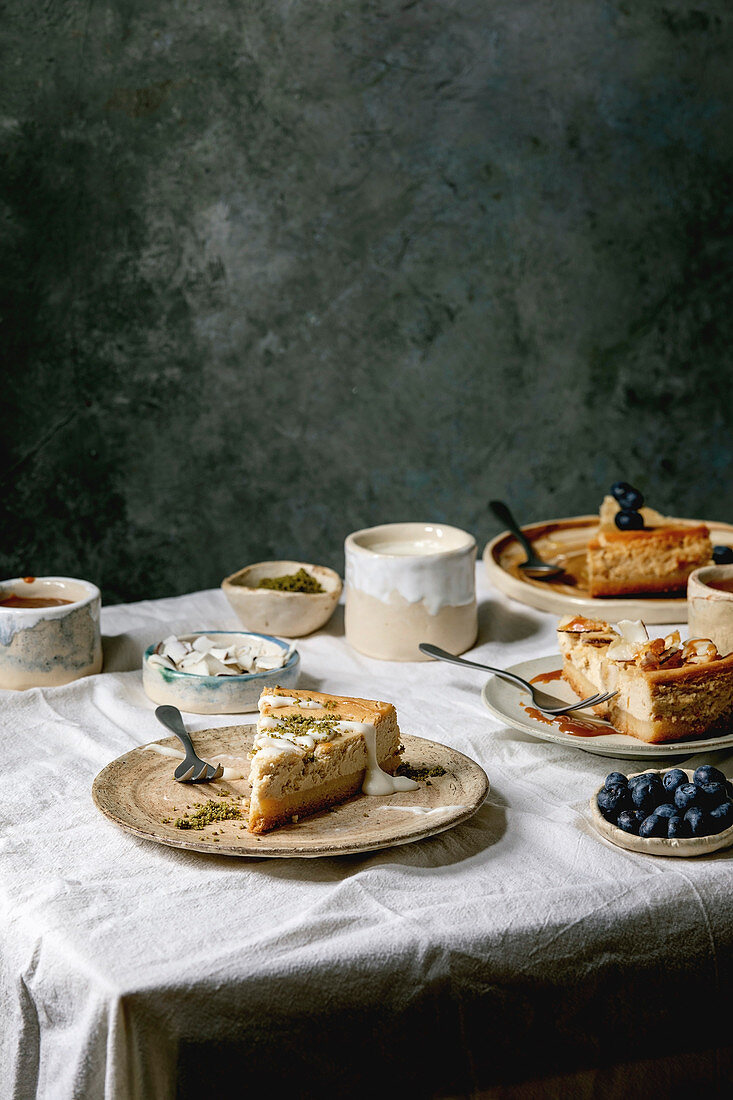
586;482;712;598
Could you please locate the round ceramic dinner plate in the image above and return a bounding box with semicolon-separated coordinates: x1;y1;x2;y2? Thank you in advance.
482;654;733;760
483;514;733;624
92;727;489;858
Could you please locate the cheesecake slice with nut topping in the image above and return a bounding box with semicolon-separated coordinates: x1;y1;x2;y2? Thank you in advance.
558;615;733;743
248;686;410;833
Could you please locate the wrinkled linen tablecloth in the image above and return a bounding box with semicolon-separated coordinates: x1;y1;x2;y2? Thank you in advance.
2;568;733;1100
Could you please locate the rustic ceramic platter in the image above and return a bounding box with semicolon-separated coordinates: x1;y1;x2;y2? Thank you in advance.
589;769;733;857
482;654;733;760
92;726;489;858
483;515;733;624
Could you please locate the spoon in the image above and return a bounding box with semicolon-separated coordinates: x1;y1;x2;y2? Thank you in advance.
489;499;564;580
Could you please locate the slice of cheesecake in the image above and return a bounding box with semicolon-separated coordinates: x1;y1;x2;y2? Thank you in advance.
558;615;733;743
586;495;711;597
248;686;417;833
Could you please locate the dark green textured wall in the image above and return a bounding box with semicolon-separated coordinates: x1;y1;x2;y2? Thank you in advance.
2;1;732;603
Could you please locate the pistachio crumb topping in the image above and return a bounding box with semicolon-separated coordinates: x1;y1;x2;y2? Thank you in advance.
173;799;243;830
396;762;447;780
270;713;342;739
256;568;325;594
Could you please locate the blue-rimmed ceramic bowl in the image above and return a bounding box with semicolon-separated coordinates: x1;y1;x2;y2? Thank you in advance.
142;631;300;714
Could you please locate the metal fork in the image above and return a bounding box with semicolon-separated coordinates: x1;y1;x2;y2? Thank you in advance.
154;705;224;782
418;643;617;715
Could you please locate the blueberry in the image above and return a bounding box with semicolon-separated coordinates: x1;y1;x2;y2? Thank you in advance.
709;801;733;833
655;803;677;819
639;814;666;838
674;783;701;812
697;781;728;810
668;815;689;839
726;780;733;799
663;768;688;795
684;806;709;837
693;765;726;787
627;773;649;788
631;774;664;812
616;810;640;834
611;481;633;499
597;786;631;820
634;809;647;825
604;772;628;790
617;488;645;511
712;546;733;565
615;509;644;531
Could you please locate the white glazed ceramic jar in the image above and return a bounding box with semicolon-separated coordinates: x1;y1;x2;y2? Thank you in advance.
344;522;478;661
0;576;103;690
688;564;733;656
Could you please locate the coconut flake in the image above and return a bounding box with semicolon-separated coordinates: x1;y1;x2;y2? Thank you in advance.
148;633;293;677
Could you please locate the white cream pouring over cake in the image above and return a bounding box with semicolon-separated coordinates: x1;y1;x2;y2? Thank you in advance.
256;695;418;794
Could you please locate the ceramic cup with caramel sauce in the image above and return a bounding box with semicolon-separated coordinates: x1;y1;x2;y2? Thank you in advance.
687;564;733;657
0;576;103;689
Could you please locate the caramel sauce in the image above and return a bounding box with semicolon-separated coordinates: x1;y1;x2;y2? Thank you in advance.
706;578;733;594
0;595;73;608
522;704;613;737
530;669;563;685
524;669;613;737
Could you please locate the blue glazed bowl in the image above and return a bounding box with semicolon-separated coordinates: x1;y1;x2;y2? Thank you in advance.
142;631;300;714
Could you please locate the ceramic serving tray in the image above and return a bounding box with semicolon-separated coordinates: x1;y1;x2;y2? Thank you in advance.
92;727;489;858
482;654;733;760
483;514;733;624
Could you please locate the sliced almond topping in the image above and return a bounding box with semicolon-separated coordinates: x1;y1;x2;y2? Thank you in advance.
682;638;719;664
558;614;615;634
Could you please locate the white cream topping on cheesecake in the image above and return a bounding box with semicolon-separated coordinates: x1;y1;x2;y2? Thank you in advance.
258;694;321;709
256;694;418;795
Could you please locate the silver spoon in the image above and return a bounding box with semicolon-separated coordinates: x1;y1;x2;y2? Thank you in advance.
418;643;616;715
489;499;564;580
154;705;224;782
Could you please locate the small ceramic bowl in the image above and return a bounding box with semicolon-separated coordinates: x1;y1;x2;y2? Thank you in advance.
590;768;733;857
221;560;342;637
142;631;300;714
688;564;733;656
0;576;103;690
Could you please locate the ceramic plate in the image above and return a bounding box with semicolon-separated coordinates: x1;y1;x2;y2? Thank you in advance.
92;727;489;858
590;769;733;857
482;654;733;759
483;515;733;624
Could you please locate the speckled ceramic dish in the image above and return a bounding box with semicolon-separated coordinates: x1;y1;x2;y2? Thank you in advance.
91;727;489;858
482;654;733;759
222;561;342;637
484;515;733;624
590;769;733;857
0;576;103;690
142;631;299;714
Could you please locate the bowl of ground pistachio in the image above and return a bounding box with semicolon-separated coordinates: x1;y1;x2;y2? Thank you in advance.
221;560;342;637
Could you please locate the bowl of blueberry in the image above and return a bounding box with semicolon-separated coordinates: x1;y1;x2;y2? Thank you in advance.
591;765;733;856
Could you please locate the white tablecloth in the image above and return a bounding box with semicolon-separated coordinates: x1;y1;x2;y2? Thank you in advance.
3;570;733;1100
